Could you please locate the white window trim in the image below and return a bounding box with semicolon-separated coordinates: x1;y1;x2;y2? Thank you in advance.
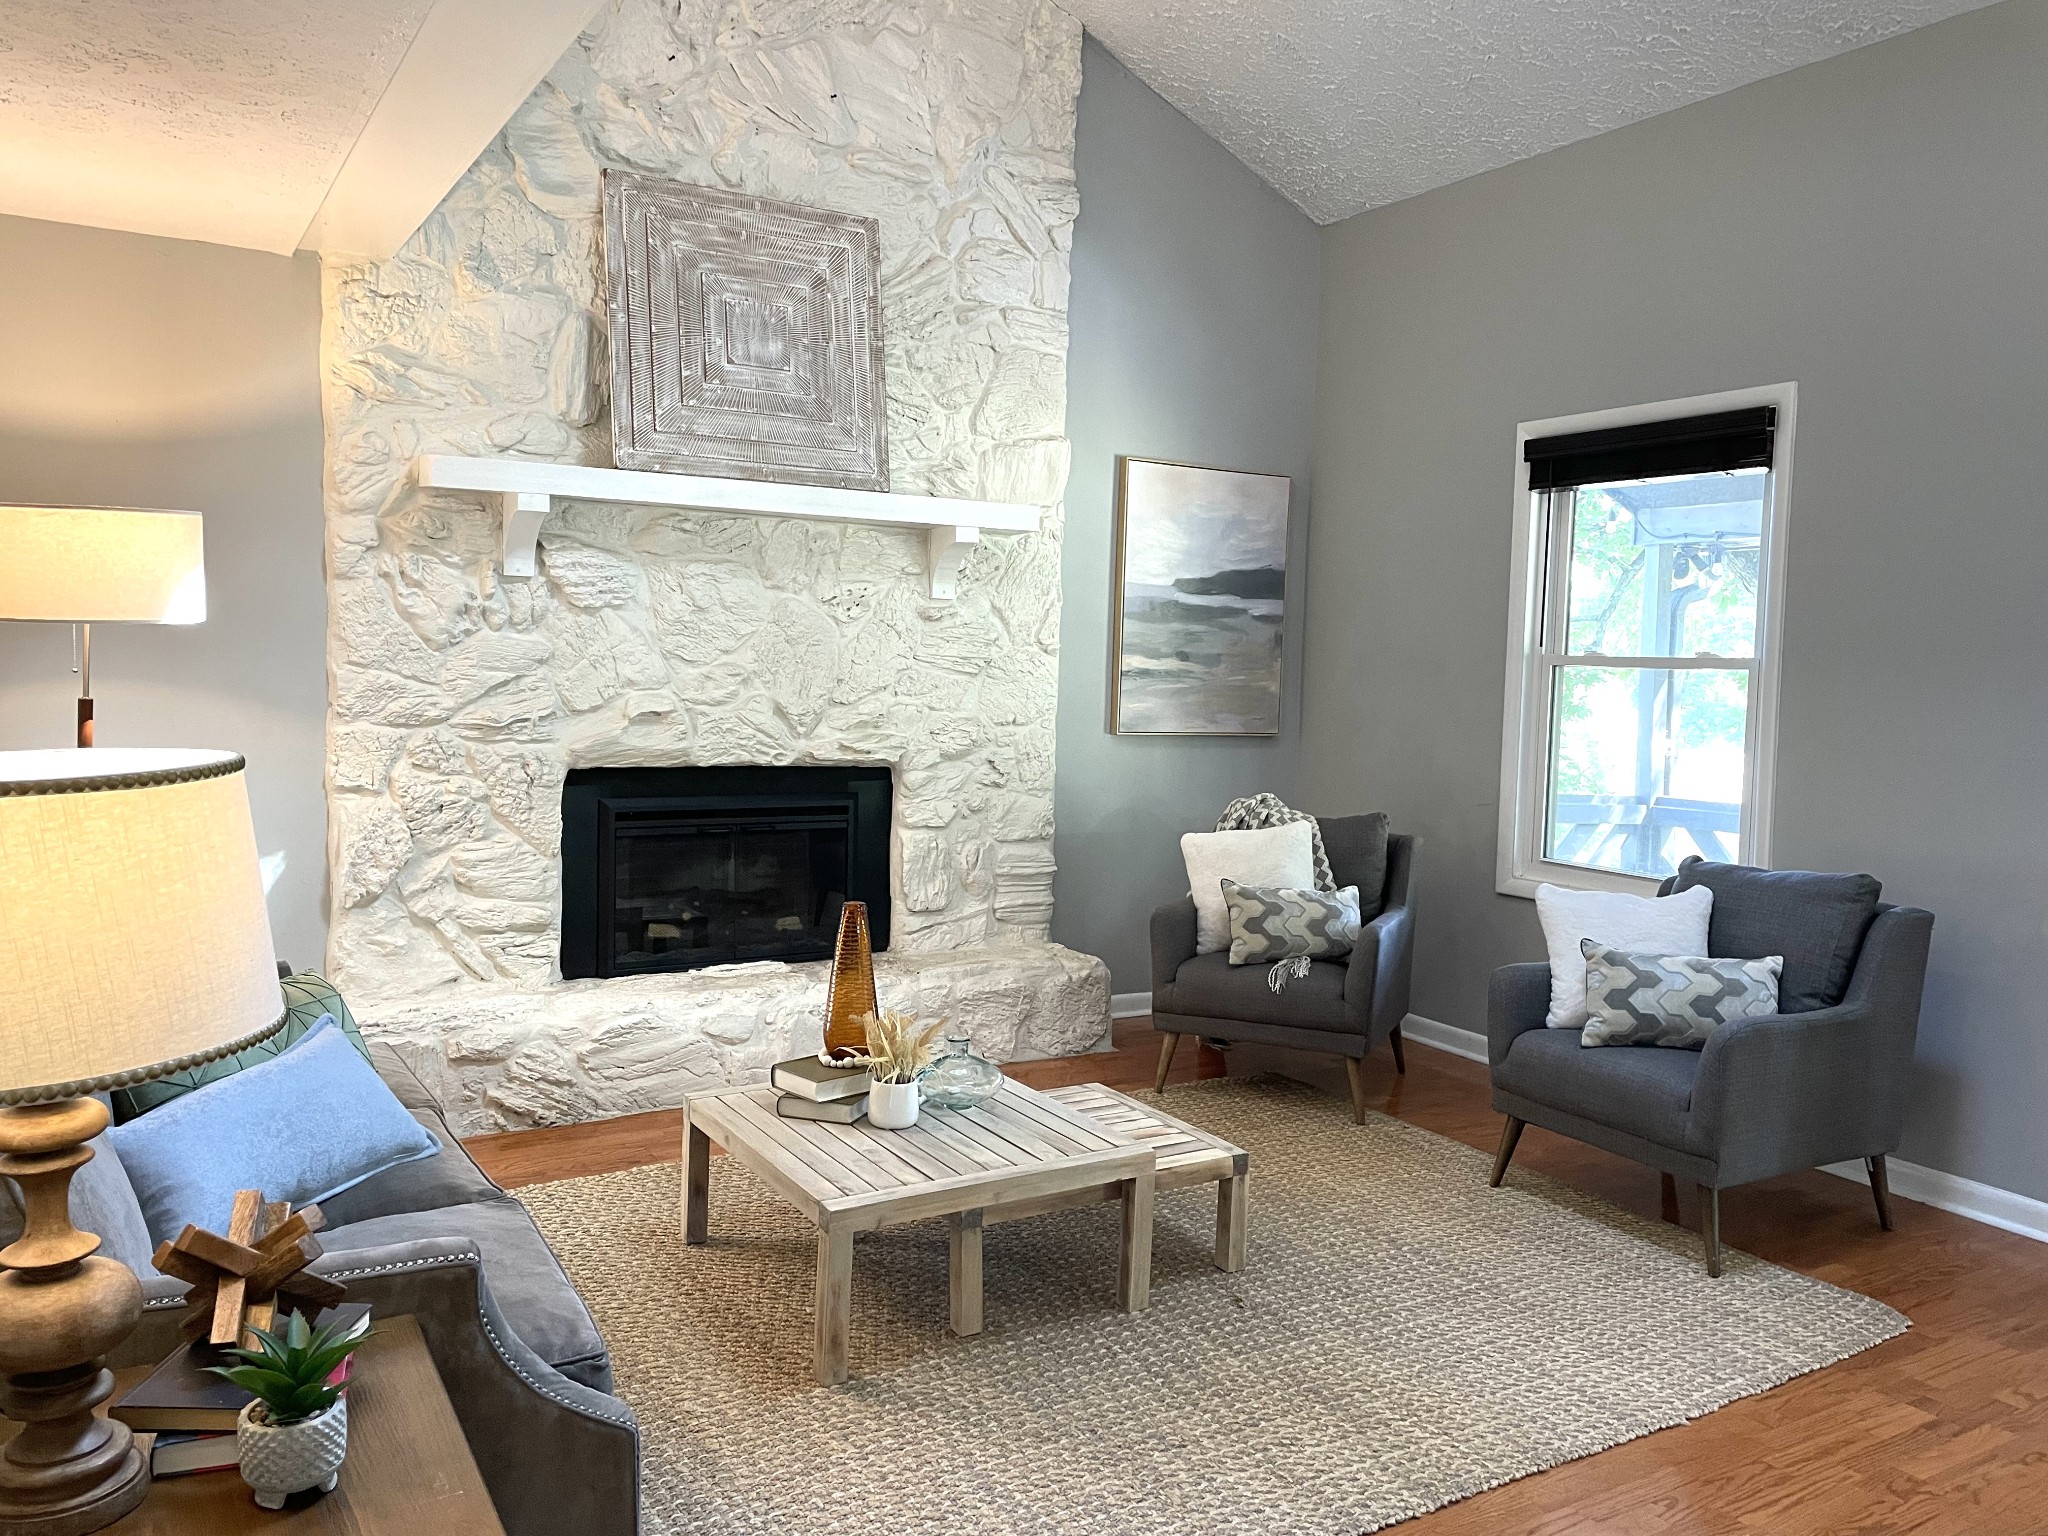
1495;382;1797;899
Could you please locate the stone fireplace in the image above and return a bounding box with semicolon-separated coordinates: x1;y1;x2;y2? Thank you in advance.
316;0;1104;1134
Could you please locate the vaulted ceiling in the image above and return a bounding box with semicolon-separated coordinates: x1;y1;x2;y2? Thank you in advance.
0;0;2005;251
0;0;599;256
1068;0;2002;223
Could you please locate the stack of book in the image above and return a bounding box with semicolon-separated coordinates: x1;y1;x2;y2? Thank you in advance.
770;1055;871;1123
109;1302;369;1478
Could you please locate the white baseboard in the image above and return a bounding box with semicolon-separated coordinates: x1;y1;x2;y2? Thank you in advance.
1820;1156;2048;1244
1401;1014;2048;1246
1399;1012;1488;1063
1111;990;1153;1019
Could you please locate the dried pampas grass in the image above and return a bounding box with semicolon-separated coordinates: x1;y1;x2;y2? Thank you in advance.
859;1009;945;1084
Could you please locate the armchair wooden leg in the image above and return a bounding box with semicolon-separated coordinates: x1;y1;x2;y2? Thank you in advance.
1153;1032;1179;1094
1489;1116;1524;1187
1388;1023;1406;1076
1867;1155;1895;1231
1700;1185;1723;1278
1343;1056;1369;1123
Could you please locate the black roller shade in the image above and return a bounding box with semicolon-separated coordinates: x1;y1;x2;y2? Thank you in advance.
1525;406;1776;491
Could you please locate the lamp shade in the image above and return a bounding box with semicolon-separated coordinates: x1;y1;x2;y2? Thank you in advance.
0;505;205;623
0;749;281;1104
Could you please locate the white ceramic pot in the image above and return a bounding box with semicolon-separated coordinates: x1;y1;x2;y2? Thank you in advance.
238;1395;348;1509
868;1078;920;1129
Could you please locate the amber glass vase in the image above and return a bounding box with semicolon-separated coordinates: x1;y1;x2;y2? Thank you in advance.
822;901;878;1059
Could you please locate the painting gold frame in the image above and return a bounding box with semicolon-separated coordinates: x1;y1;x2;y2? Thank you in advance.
1109;455;1291;737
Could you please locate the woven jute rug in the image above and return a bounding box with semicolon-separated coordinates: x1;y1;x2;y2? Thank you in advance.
517;1076;1907;1535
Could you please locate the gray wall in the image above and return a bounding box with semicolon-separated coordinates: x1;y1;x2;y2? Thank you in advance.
1304;0;2048;1200
0;215;329;968
1053;38;1322;993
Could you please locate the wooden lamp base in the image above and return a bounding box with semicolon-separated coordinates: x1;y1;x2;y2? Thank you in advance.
0;1099;149;1536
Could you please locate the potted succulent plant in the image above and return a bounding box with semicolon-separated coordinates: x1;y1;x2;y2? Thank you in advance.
208;1310;371;1508
860;1008;944;1128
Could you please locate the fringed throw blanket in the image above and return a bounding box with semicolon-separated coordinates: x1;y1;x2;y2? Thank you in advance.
1215;794;1335;991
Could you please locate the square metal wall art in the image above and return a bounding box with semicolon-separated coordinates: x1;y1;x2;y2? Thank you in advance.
604;170;889;492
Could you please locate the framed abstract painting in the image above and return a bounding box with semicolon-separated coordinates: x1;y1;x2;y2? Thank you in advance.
1110;457;1291;735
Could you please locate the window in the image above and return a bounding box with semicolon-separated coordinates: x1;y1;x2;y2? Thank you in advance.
1497;386;1794;897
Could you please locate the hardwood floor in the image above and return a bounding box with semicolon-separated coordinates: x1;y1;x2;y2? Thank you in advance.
465;1023;2048;1534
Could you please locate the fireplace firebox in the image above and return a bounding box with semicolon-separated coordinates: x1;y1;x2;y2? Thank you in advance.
560;766;892;979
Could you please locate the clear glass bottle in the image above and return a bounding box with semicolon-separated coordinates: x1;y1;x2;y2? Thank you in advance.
918;1032;1002;1110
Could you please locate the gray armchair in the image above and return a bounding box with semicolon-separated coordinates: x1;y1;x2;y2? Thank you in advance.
1151;818;1417;1121
1487;859;1933;1275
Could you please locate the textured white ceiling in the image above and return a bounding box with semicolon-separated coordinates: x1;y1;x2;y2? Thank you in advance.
1069;0;2001;223
0;0;433;253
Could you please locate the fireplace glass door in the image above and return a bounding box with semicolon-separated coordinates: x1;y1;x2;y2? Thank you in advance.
559;765;892;980
609;812;848;972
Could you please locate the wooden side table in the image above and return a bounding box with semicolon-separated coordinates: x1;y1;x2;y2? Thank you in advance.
45;1315;504;1535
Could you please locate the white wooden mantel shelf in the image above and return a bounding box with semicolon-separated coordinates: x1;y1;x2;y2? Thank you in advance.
412;455;1040;600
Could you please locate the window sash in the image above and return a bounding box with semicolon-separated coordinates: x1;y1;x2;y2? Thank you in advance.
1536;486;1761;666
1531;486;1765;879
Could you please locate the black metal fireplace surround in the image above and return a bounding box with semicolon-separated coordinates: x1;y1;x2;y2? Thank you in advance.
560;765;892;979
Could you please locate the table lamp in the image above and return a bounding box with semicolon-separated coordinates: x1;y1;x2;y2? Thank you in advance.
0;507;207;747
0;748;282;1533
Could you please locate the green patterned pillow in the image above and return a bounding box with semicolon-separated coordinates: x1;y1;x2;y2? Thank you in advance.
110;973;373;1122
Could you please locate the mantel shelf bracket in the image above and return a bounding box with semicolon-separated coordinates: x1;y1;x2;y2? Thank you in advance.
926;525;979;601
413;454;1039;602
501;491;550;579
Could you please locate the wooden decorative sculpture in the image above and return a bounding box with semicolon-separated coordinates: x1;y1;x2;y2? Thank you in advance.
150;1190;348;1349
822;900;879;1060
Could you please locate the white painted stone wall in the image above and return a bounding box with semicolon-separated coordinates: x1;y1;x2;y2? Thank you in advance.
372;944;1109;1135
318;0;1098;1119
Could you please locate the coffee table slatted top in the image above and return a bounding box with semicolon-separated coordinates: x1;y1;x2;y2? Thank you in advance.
681;1080;1153;1226
1043;1082;1250;1188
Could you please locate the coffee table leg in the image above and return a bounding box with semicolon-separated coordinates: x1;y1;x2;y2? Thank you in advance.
681;1104;711;1245
949;1210;985;1337
1215;1170;1248;1272
815;1223;853;1386
1119;1170;1155;1312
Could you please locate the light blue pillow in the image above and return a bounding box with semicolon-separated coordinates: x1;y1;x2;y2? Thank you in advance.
109;1018;438;1244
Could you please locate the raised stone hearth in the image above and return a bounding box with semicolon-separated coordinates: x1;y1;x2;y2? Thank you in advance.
317;0;1096;1118
366;943;1109;1136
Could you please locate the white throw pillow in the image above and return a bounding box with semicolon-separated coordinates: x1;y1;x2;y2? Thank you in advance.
1181;824;1316;954
1533;882;1713;1029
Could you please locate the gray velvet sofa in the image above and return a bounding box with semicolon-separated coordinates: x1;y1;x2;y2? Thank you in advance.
105;1043;640;1536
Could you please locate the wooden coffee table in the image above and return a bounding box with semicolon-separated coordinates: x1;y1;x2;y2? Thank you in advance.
680;1079;1157;1384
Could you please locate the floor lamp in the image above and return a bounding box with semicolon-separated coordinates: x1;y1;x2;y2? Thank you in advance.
0;507;206;747
0;748;282;1533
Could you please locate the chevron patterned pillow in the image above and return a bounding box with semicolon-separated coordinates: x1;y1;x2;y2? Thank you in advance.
1223;880;1362;967
1579;941;1783;1048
